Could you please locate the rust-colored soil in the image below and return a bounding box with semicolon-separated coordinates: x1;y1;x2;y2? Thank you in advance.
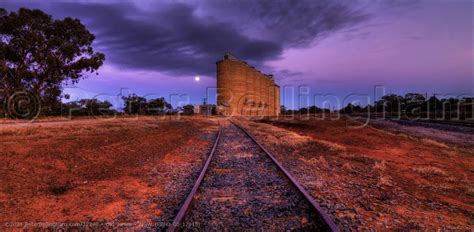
0;116;218;230
239;116;473;230
1;115;472;230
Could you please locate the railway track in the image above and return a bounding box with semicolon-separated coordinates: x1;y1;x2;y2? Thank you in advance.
167;119;339;231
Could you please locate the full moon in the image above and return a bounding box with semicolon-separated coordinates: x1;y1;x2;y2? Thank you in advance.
195;76;200;82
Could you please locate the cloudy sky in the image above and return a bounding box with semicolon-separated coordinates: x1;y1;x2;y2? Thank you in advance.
2;0;473;109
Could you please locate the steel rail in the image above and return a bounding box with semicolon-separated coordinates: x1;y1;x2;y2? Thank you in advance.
166;125;222;232
230;120;340;232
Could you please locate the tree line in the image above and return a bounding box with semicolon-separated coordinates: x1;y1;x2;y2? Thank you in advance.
280;105;330;115
1;93;215;117
280;93;473;120
341;93;473;117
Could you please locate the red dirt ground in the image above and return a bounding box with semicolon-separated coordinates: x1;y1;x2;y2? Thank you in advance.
239;116;473;230
1;115;472;230
0;116;218;230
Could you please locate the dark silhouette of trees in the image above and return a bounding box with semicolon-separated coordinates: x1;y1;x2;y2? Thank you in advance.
341;93;473;120
341;103;362;114
182;104;195;115
308;105;330;114
381;94;404;112
147;97;172;115
422;96;441;112
280;105;330;115
0;8;105;118
62;99;114;116
403;93;425;116
404;93;425;104
122;94;147;115
210;104;217;115
122;94;173;115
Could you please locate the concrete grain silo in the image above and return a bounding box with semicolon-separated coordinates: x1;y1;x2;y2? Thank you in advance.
216;53;280;116
262;75;270;115
267;76;275;116
275;84;280;115
246;66;258;116
216;55;233;115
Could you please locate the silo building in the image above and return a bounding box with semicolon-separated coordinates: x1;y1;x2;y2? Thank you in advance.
216;53;280;116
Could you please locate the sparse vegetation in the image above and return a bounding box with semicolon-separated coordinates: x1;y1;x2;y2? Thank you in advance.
373;160;386;171
181;104;195;115
122;94;172;115
0;117;218;226
244;117;473;230
62;99;116;116
341;93;473;120
413;166;448;177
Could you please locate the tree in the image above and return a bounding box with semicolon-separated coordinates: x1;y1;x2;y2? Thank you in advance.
404;93;425;117
463;97;473;104
147;97;172;115
182;104;194;115
62;98;114;116
381;94;403;113
80;99;113;116
404;93;425;104
341;103;362;114
122;94;147;115
62;100;86;116
0;8;105;118
210;104;217;115
461;97;473;119
423;96;441;113
308;105;328;114
299;107;308;114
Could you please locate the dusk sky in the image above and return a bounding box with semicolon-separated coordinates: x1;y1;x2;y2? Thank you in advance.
2;0;473;109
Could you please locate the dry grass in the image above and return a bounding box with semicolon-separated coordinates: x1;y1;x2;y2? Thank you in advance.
467;187;474;197
420;138;449;149
303;156;329;168
244;116;473;230
0;128;18;136
244;121;350;153
0;116;218;226
378;176;392;186
312;138;347;152
342;163;353;171
244;121;313;146
279;132;313;146
373;160;386;171
412;166;448;177
366;119;474;147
